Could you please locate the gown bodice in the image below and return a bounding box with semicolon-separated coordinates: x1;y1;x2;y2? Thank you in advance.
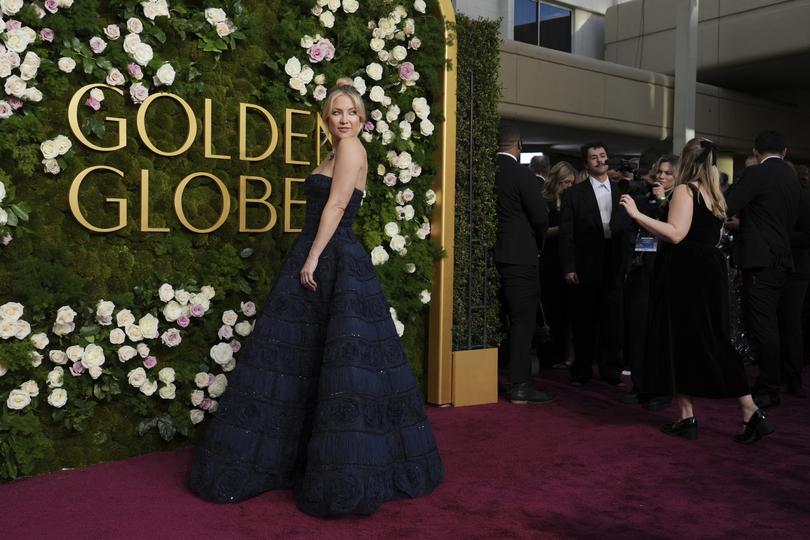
302;174;364;234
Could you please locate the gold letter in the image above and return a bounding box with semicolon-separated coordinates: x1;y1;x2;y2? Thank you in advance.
67;84;126;152
204;98;230;160
239;175;277;233
174;172;231;233
239;103;278;161
69;166;127;232
285;108;311;165
140;169;169;233
315;113;331;165
136;92;198;157
284;177;306;233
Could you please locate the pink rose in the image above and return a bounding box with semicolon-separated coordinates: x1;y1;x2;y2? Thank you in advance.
127;63;143;80
143;356;157;369
89;37;107;54
308;43;327;63
207;373;216;385
177;316;190;328
0;101;12;118
371;109;383;121
364;121;374;132
85;97;101;111
409;37;422;50
8;97;23;110
129;82;149;104
70;362;85;376
190;303;205;317
161;328;182;347
5;20;22;31
399;62;416;81
44;0;59;13
200;398;213;411
1;235;12;246
229;339;241;353
410;163;422;177
40;28;55;42
383;173;397;187
240;302;256;317
320;39;335;61
218;324;233;340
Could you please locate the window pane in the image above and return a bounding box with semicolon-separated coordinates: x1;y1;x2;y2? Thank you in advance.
539;3;571;52
514;0;538;45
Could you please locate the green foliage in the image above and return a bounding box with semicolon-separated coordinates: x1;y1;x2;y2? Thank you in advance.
452;15;502;350
0;0;446;481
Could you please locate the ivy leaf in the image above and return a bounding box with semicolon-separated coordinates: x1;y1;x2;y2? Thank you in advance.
237;277;252;294
5;211;18;227
96;58;113;70
82;57;95;75
136;417;158;436
10;204;29;222
156;415;176;441
152;28;167;44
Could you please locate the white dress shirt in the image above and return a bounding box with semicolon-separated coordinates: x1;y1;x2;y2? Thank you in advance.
496;152;518;162
590;176;612;238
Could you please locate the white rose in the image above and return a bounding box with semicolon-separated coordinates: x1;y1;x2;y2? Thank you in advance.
386;105;401;123
31;332;49;350
404;18;416;36
215;21;236;38
130;82;149;104
4;75;26;98
234;321;252;337
0;208;9;228
173;289;191;306
205;7;227;24
19;61;37;80
200;285;216;300
123;32;141;54
82;344;106;369
194;372;210;388
390;234;406;252
405;263;416;273
425;189;437;205
105;68;125;86
381;131;394;145
392;45;408;62
109;328;126;345
127;17;144;34
299;66;314;84
319;10;335;27
0;362;7;377
218;324;233;340
420;118;435;136
96;300;115;324
158;367;175;384
405;111;416;123
19;380;39;398
378;17;396;37
209;342;233;366
284;56;302;77
222;310;238;326
314;74;326;86
141;0;170;20
394;319;405;337
327;0;340;11
0;181;5;203
163;301;182;322
89;366;103;379
104;24;121;40
343;0;359;12
152;284;172;304
370;38;385;52
420;290;432;304
412;97;430;119
55;305;76;324
370;245;389;266
369;85;386;104
376;120;389;134
40;158;59;175
3;29;30;54
361;132;373;143
48;388;68;408
384;222;400;237
153;62;175;86
53;135;72;155
125;323;144;342
0;302;24;321
403;204;415;221
47;367;65;388
136;343;150;358
128;367;147;388
138;314;159;339
117;309;135;328
0;0;23;16
13;320;30;340
414;0;427;14
398;151;413;169
49;350;68;365
89;36;107;54
118;345;137;362
133;42;154;66
66;345;84;362
190;389;205;406
7;389;31;410
190;409;205;424
366;62;383;81
140;379;158;396
208;374;228;398
353;76;366;95
159;383;176;400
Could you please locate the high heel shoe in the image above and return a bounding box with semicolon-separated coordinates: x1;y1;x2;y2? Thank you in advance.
734;409;774;444
660;417;698;440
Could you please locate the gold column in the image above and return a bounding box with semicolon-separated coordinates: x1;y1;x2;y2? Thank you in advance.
427;0;457;405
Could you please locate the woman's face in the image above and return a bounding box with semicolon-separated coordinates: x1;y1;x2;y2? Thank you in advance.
656;161;676;191
559;174;575;192
327;94;361;141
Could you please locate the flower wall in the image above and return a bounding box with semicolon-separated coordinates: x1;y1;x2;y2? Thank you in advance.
0;0;446;480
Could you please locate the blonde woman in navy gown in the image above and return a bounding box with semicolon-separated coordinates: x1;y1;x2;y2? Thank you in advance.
619;138;774;444
188;78;444;515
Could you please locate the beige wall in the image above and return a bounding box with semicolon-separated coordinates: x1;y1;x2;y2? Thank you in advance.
605;0;810;72
499;40;810;158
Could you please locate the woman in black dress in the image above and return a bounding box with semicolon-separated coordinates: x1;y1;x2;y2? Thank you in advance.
619;138;774;444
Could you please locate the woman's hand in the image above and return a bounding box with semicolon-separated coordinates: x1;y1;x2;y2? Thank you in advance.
299;256;319;291
651;183;666;201
619;194;640;219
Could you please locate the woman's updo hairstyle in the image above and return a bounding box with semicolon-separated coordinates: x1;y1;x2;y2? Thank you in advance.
320;77;367;128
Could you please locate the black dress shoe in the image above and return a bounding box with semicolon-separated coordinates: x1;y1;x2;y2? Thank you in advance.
660;417;698;440
643;396;672;412
734;409;775;444
753;392;780;409
509;382;555;404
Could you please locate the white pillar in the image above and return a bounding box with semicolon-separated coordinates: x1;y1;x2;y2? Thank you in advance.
673;0;699;154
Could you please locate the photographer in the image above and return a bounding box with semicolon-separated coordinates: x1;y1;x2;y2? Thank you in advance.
622;155;678;410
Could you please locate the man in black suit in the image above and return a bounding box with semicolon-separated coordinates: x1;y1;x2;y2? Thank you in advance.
726;130;802;408
559;142;631;386
494;125;553;404
529;154;550;192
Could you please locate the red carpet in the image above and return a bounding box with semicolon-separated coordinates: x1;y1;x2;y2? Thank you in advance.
3;370;809;539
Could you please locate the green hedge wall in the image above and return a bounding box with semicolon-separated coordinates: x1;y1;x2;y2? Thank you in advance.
452;15;500;351
0;0;447;480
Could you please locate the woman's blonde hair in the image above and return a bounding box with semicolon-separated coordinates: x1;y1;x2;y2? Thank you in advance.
543;161;577;203
676;138;726;219
320;77;366;129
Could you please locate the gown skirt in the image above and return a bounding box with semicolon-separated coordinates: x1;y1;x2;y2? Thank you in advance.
188;174;444;516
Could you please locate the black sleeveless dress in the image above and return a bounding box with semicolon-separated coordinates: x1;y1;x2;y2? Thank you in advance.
641;184;750;398
188;174;444;516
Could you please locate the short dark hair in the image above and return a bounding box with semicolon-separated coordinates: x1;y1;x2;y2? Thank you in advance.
581;142;608;161
529;154;550;176
498;124;521;148
754;130;786;154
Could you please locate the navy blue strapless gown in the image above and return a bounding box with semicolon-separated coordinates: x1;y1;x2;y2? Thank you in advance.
188;174;444;516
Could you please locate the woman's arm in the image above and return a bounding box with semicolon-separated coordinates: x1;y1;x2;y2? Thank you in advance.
299;138;365;291
619;184;694;244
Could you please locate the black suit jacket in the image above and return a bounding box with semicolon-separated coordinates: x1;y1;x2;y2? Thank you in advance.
789;188;810;277
726;158;801;270
559;179;631;286
494;154;548;266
